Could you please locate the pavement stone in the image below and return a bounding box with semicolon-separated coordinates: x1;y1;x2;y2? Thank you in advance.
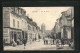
4;39;74;50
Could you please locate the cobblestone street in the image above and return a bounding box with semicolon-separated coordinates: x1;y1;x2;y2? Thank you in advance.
4;39;73;50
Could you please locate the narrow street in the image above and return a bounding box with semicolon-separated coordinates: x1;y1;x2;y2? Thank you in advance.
3;7;74;51
4;39;73;50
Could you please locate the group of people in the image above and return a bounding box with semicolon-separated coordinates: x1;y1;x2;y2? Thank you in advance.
43;37;65;48
12;38;27;49
43;37;55;45
56;39;64;48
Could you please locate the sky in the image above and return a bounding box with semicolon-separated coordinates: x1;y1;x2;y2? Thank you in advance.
21;7;72;30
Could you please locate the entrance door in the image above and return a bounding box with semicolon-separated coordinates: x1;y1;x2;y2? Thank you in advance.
14;32;17;43
10;31;13;44
22;31;24;39
58;32;61;39
25;33;28;43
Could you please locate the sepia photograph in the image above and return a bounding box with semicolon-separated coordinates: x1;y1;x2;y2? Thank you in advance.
3;7;74;50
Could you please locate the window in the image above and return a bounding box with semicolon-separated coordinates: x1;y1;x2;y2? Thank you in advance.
25;22;26;26
15;8;18;14
24;11;26;15
19;9;21;15
67;21;71;26
11;7;15;12
17;21;19;28
13;19;15;27
30;33;32;39
5;38;8;43
28;25;31;30
21;9;22;14
22;10;23;15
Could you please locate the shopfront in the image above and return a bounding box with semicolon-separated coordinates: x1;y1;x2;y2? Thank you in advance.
9;29;22;45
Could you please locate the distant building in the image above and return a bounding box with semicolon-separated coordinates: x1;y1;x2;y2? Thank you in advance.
45;30;51;37
25;16;41;44
41;23;45;33
41;23;45;38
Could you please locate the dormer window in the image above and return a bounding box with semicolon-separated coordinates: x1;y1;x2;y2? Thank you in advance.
22;10;24;15
21;9;23;15
11;7;15;12
19;9;21;15
15;7;18;14
23;11;26;16
65;15;71;18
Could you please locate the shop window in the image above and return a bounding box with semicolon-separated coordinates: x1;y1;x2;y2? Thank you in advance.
10;31;13;39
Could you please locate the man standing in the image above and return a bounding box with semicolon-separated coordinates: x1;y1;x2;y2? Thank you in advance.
43;37;46;45
53;39;54;44
22;38;27;49
61;38;64;48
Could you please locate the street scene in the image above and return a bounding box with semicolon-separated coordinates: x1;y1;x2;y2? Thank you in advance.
3;7;74;50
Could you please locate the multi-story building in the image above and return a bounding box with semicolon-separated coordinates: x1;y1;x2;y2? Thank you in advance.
26;16;41;44
36;26;41;39
59;7;74;44
3;7;28;45
60;7;74;39
52;7;74;44
3;7;41;46
56;19;61;39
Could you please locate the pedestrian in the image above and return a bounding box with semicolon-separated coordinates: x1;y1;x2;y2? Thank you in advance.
68;40;71;47
3;39;5;47
43;37;46;45
59;39;61;47
44;40;46;45
56;39;59;48
53;39;54;44
61;38;64;48
46;40;48;45
22;38;27;49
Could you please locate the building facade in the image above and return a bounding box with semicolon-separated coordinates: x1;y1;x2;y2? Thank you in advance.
25;16;41;44
60;7;74;40
41;23;45;39
52;7;74;44
3;7;28;45
3;7;41;46
41;23;45;33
